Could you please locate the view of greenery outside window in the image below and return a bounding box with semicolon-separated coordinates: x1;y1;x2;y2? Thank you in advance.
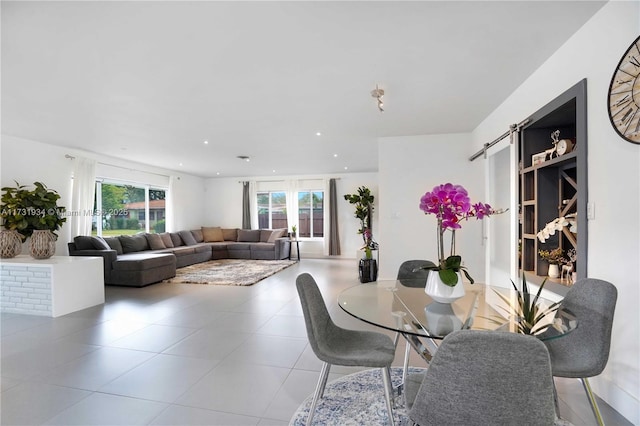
92;181;166;236
257;191;287;230
298;191;323;238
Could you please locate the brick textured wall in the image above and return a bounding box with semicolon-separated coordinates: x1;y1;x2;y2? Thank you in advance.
0;265;52;316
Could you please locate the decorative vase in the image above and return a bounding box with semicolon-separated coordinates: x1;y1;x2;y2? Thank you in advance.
0;229;23;258
424;302;463;336
425;270;465;303
548;263;560;278
29;230;56;259
358;258;378;283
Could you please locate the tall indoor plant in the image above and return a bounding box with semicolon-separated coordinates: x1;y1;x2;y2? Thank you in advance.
419;183;494;302
344;186;378;282
0;181;66;259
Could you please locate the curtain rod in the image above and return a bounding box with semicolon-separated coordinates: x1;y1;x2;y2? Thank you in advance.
468;118;530;162
66;154;171;179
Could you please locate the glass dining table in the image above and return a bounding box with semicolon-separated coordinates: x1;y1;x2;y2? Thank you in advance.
338;279;577;364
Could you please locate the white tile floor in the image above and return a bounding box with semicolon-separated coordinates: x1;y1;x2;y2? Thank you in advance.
0;258;632;425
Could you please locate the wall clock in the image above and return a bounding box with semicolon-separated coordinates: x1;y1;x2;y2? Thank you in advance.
608;35;640;144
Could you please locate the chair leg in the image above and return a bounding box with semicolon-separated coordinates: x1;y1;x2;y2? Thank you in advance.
381;366;395;426
551;379;561;417
581;378;605;426
307;362;331;425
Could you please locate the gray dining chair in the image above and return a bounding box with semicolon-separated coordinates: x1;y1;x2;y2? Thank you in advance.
405;329;557;426
542;278;617;426
296;272;397;426
397;259;435;287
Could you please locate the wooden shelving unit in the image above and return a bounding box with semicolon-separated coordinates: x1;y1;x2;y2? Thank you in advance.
518;79;587;289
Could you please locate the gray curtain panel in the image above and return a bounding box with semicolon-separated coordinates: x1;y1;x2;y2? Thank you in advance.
329;178;341;255
242;181;251;229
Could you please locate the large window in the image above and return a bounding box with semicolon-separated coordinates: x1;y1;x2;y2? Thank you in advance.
298;191;323;238
257;191;288;230
93;181;167;236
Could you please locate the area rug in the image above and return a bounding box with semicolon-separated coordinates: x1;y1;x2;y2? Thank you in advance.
163;259;296;286
289;367;425;426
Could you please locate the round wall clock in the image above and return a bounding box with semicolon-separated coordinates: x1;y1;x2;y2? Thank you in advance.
608;35;640;144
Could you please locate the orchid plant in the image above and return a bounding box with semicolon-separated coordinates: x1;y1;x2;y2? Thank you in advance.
537;214;576;243
419;183;494;286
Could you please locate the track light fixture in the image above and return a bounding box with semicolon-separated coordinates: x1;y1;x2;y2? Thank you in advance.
371;84;384;112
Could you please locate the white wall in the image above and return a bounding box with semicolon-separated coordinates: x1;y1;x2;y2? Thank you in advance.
0;135;207;253
378;133;486;281
471;2;640;422
203;172;378;258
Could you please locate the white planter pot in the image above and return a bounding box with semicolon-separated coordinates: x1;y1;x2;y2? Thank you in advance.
424;270;465;303
548;263;560;278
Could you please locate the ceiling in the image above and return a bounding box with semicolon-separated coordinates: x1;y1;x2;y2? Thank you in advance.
2;1;606;178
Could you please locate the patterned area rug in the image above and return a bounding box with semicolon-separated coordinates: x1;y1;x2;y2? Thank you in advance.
163;259;297;286
289;367;424;426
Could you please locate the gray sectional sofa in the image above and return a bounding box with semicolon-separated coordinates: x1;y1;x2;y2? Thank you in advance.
68;227;291;287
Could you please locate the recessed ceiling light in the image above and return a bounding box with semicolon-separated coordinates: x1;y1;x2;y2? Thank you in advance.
179;162;183;166
316;132;322;136
344;166;348;170
272;170;276;173
203;140;209;145
216;172;220;175
333;154;338;158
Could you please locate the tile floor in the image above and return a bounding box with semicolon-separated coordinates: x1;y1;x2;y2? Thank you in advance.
0;258;632;425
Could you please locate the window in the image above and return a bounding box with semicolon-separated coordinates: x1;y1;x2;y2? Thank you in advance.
298;190;323;238
257;191;288;230
93;182;167;236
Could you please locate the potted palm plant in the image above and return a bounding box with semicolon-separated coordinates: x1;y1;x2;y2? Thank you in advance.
344;186;378;282
0;181;66;259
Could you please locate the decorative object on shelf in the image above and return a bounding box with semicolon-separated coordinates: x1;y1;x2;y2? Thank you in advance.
0;229;22;258
531;152;548;166
29;229;56;259
370;84;384;112
0;181;66;259
536;215;576;243
344;186;379;282
538;247;567;278
562;248;578;284
418;183;497;301
491;273;562;336
551;130;575;157
607;34;640;145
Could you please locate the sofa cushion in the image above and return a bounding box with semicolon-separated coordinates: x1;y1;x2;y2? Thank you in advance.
267;228;287;243
260;229;273;243
191;229;204;243
178;230;198;246
222;228;238;241
74;235;110;250
112;253;175;271
237;229;260;242
145;233;166;250
228;242;252;250
170;232;184;247
103;236;124;255
168;246;196;257
202;226;224;242
159;232;174;248
193;244;212;254
252;242;277;251
119;234;150;253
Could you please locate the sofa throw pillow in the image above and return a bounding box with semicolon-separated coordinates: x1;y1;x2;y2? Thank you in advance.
222;228;238;241
267;228;287;243
170;233;184;247
202;226;224;242
178;230;198;246
191;229;204;243
145;233;166;250
74;236;96;250
92;236;111;250
103;237;124;255
119;234;149;253
159;232;174;248
237;229;260;242
260;229;273;243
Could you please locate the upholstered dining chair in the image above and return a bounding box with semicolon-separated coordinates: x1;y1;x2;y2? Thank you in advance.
405;330;557;426
396;259;436;287
542;278;617;426
296;273;396;426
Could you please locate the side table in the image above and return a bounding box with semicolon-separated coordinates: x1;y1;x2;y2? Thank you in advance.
289;239;300;261
0;255;104;317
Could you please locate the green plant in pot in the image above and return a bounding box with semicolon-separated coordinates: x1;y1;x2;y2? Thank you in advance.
0;181;66;259
344;186;378;282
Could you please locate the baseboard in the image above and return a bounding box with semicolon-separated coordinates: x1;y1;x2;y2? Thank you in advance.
591;375;639;424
